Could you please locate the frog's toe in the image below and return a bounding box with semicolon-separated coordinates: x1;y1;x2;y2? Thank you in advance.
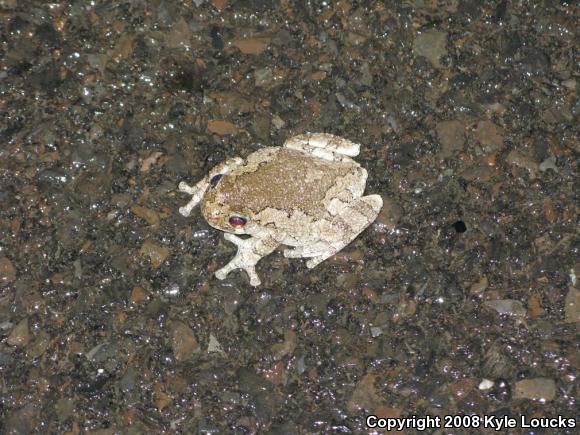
215;268;229;280
245;266;261;286
224;233;247;247
179;202;196;217
306;255;327;269
178;181;195;193
215;259;238;280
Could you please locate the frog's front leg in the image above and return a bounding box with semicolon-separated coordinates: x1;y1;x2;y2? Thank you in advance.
215;233;280;286
178;157;244;217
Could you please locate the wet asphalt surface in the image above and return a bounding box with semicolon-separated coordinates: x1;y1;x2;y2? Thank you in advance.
0;1;578;434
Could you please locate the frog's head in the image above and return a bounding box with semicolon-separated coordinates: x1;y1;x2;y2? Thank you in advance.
179;157;249;232
201;177;253;235
198;161;255;235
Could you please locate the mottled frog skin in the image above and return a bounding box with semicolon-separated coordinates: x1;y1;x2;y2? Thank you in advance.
178;133;383;286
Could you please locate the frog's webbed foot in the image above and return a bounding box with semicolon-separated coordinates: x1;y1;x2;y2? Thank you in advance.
283;133;361;162
216;260;261;286
215;233;279;286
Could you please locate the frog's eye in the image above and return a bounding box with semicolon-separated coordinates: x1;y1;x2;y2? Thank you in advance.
228;215;247;228
210;174;223;188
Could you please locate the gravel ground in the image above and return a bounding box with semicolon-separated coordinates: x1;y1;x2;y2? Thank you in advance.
1;1;578;433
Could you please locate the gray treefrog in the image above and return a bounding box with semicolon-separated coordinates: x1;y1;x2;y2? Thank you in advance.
178;133;383;286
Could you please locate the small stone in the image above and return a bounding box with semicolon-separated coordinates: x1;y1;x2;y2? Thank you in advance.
153;384;173;410
335;272;359;289
331;249;363;264
3;403;38;434
86;341;117;362
473;121;504;150
130;205;160;226
450;378;478;400
140;152;164;172
562;79;576;90
232;37;271;55
520;48;550;76
436;120;465;158
542;104;573;124
543;199;557;224
140;240;170;268
109;33;135;63
527;293;545;317
169;321;199;362
469;276;488;295
165;18;192;49
361;287;379;303
162;283;180;297
208;333;224;354
270;330;296;359
484;299;526;317
263;360;285;385
506;150;539;177
254;68;273;87
375;197;402;231
413;30;448;68
0;257;16;284
166;375;188;395
479;379;494;390
310;70;327;81
514;378;556;402
370;326;383;338
253;113;271;140
212;0;228;11
37;168;69;186
111;192;131;208
347;374;381;413
28;330;50;358
129;286;147;304
272;115;285;130
207;120;238;135
210;91;256;115
55;397;75;421
460;162;498;182
564;287;579;323
393;297;416;322
374;405;401;420
0;0;17;9
7;318;30;347
119;366;137;393
539;156;558;173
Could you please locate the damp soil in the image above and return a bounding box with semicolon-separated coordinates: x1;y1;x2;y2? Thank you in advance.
1;1;578;434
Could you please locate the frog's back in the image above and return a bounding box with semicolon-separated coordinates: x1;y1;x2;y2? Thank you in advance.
222;147;360;217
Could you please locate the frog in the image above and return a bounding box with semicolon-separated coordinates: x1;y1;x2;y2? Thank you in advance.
178;133;383;286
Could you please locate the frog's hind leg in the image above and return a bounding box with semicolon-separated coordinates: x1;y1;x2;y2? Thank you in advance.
283;243;330;259
305;194;383;269
283;133;361;162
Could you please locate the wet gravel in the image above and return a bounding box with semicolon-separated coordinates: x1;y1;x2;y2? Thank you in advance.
1;1;578;433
